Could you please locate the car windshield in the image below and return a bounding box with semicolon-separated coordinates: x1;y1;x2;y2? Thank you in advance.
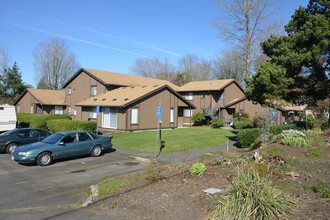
42;133;64;144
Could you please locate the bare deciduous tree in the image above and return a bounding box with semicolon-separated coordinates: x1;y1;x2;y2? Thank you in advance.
33;38;81;90
0;46;10;96
179;54;213;82
213;48;246;86
131;57;178;82
214;0;278;79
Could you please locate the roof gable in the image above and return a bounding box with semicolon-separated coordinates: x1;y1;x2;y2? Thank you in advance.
178;79;243;92
62;68;179;90
76;84;195;109
14;88;66;106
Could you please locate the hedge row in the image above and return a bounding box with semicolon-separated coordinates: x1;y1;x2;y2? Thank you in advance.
17;113;36;128
47;119;97;133
17;113;72;129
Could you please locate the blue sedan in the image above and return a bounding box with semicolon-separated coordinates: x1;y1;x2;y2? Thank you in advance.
11;131;113;166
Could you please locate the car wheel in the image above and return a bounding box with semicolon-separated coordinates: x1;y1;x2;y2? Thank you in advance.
37;152;52;166
91;145;102;157
6;143;18;154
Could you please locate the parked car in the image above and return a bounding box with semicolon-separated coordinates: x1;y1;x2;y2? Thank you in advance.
11;131;113;166
0;128;51;153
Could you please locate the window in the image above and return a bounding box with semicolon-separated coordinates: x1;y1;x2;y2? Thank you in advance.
62;134;77;143
55;106;63;114
90;86;97;97
131;108;139;124
170;108;174;123
201;93;205;99
68;87;71;95
17;104;20;113
88;107;97;119
184;109;193;117
78;132;92;142
185;92;193;100
270;110;278;124
30;105;33;113
67;106;71;114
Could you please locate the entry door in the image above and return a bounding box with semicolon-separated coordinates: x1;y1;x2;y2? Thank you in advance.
102;107;117;129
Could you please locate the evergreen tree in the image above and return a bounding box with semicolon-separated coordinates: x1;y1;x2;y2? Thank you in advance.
6;62;28;101
246;0;329;106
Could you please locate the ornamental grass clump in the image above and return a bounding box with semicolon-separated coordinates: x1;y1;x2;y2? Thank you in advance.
209;164;294;220
280;129;305;138
281;137;313;147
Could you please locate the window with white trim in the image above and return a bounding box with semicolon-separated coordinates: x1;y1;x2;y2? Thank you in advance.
17;104;20;113
88;107;97;119
30;104;33;113
184;109;193;117
131;108;139;124
90;86;97;97
55;106;63;114
185;92;193;100
68;87;71;95
170;108;174;123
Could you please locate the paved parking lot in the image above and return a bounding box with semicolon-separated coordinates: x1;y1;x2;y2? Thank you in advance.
0;148;149;220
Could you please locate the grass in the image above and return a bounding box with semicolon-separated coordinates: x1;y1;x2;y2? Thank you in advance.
98;180;132;198
112;127;235;152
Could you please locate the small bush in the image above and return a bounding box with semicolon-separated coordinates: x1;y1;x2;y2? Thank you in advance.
307;149;324;157
192;110;206;126
98;180;130;198
209;164;294;219
299;113;316;129
189;163;207;176
233;117;254;130
320;121;328;131
210;118;224;128
281;137;313;147
280;129;305;138
47;119;96;133
310;186;330;198
144;165;163;182
269;124;298;135
304;129;324;136
237;128;260;148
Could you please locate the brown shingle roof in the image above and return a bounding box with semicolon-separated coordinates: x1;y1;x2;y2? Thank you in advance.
178;79;237;92
63;68;179;90
28;88;66;105
76;85;194;108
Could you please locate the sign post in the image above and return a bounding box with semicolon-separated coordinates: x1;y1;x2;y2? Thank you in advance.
155;100;162;158
96;105;100;134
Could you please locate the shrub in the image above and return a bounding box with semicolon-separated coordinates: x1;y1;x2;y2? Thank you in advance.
281;137;313;147
299;113;316;129
189;163;207;176
304;129;324;136
144;165;163;182
209;164;294;219
310;186;330;198
30;114;72;130
16;113;36;128
234;112;249;119
210;118;224;128
280;129;305;138
192;110;206;126
233;117;254;130
320;121;328;131
269;124;298;135
46;119;97;133
307;149;324;157
237;128;260;148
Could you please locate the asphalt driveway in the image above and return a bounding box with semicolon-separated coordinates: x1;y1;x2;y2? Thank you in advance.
0;148;149;220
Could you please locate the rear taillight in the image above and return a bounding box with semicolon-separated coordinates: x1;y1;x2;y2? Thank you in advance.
109;138;112;143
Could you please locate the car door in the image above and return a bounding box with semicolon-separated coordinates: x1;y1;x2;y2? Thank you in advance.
76;132;94;155
16;130;30;145
55;133;79;159
26;129;41;144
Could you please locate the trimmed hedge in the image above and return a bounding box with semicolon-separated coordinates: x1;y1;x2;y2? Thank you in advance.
237;128;260;148
211;118;224;128
233;117;254;130
17;113;36;128
29;114;72;130
47;119;97;133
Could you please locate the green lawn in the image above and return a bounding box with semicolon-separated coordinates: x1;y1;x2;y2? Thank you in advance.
112;127;235;153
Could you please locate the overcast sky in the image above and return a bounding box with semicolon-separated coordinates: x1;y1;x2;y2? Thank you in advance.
1;0;309;87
